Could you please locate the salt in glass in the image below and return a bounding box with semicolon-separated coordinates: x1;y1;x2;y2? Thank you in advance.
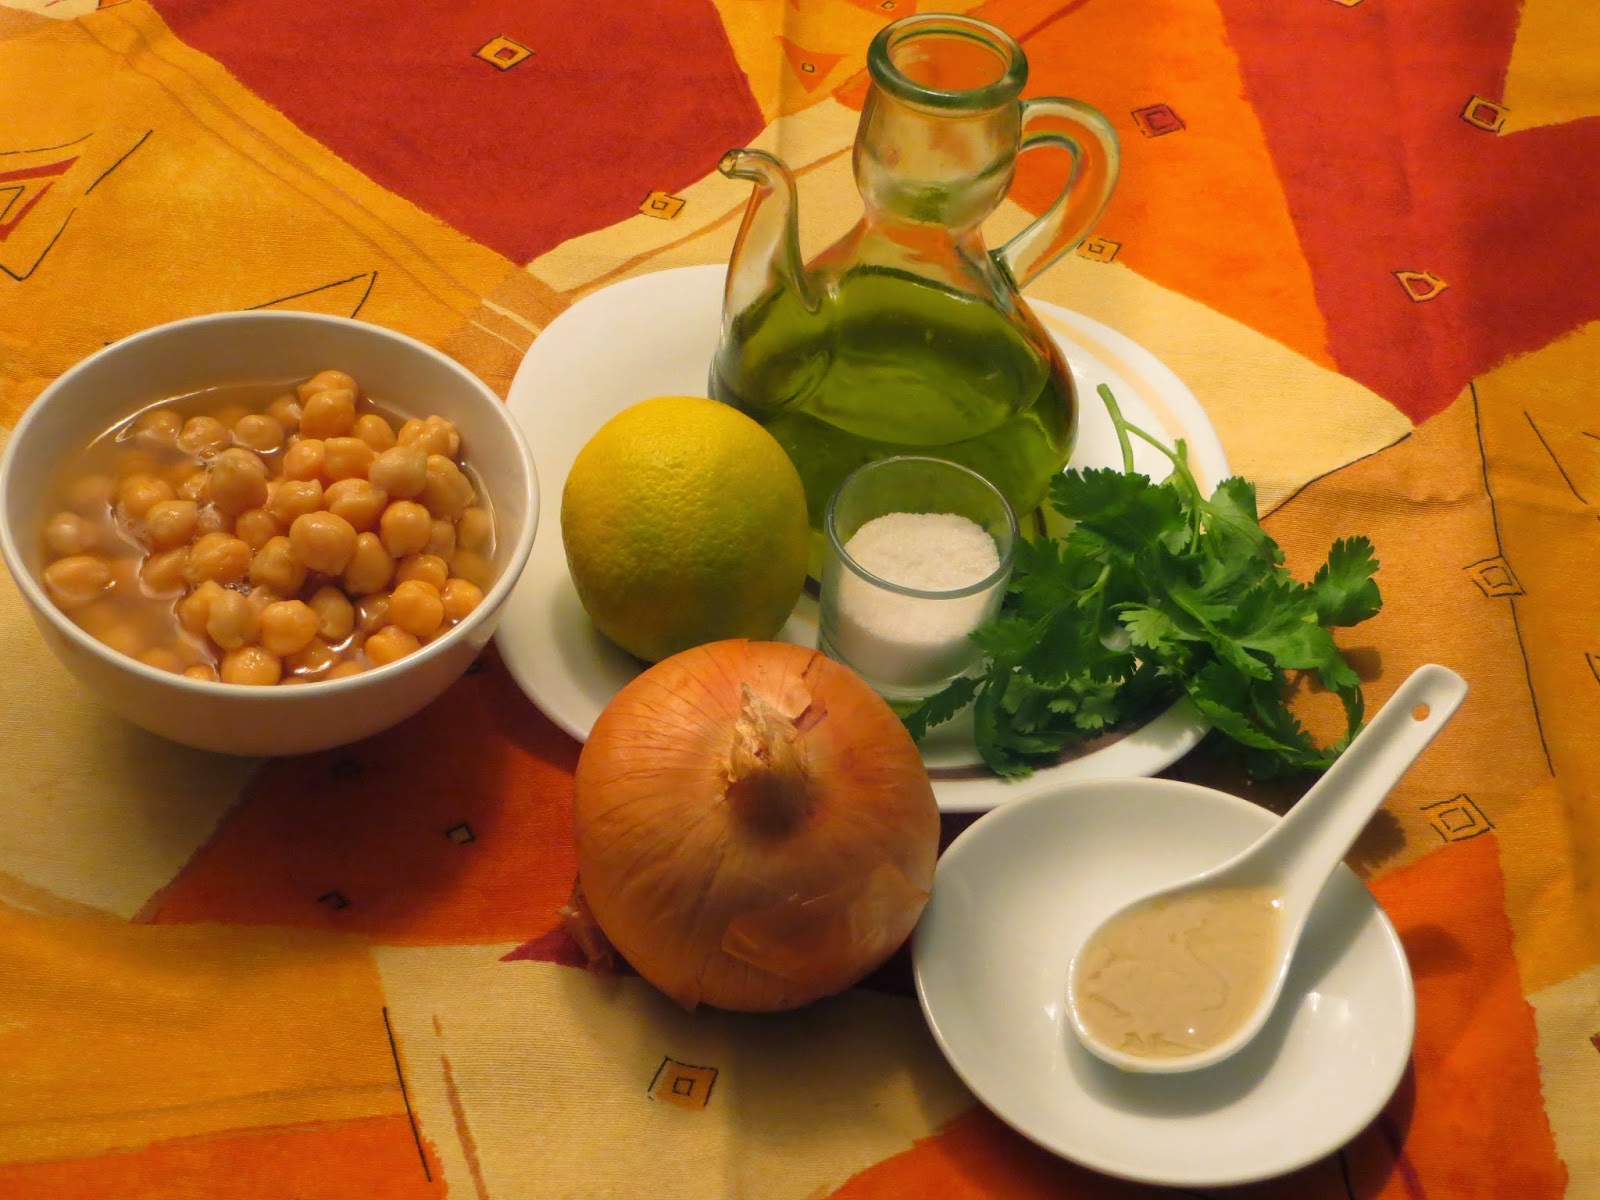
818;456;1018;702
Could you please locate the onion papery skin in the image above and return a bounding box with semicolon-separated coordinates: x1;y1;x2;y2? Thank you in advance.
573;639;940;1012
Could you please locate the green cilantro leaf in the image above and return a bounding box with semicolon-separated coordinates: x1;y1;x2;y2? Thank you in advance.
899;674;977;740
1051;468;1184;550
1201;476;1280;565
1120;605;1180;650
1311;536;1383;627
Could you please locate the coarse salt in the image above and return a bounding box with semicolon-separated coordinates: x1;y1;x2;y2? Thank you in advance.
832;511;1001;690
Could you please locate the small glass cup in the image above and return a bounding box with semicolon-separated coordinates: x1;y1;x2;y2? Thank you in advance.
818;456;1018;702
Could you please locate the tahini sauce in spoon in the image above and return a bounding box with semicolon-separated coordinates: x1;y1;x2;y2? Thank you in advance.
1073;885;1282;1058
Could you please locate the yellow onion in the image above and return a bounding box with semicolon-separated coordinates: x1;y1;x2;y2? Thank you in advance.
571;639;939;1012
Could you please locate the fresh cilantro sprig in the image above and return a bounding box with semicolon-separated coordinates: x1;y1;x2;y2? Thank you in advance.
901;385;1382;780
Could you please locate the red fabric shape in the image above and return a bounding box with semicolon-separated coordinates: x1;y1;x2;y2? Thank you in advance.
150;0;764;263
1219;0;1600;421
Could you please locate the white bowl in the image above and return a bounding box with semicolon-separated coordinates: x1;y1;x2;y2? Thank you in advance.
913;777;1415;1187
0;310;538;756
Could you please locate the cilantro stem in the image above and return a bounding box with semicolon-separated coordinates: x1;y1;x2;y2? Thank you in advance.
1096;384;1136;475
1097;383;1201;498
1123;424;1201;503
1098;383;1205;548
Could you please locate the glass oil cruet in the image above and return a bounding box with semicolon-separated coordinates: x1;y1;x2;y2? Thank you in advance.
710;12;1120;556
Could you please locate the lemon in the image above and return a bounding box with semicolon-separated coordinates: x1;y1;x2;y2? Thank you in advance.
561;396;809;663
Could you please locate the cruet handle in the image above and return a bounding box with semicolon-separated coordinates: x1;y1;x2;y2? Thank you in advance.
994;98;1121;289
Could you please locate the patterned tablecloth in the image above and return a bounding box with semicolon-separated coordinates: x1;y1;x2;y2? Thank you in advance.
3;1;1598;1196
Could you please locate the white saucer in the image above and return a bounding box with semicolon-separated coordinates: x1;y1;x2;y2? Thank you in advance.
495;265;1231;812
913;777;1415;1188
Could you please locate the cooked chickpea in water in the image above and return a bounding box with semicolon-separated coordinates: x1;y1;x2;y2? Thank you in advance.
341;532;394;596
323;478;387;532
37;373;494;685
233;414;285;454
353;413;397;453
44;511;98;558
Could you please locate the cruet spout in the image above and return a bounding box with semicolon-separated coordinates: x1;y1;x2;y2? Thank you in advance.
718;148;817;322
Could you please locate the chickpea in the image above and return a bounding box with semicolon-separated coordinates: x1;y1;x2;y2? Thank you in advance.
177;415;231;457
249;535;309;595
65;473;116;516
281;438;327;482
326;660;365;680
267;393;303;432
220;445;267;472
165;459;204;491
394;552;449;591
235;507;280;550
434;416;462;458
455;506;493;553
324;479;388;532
286;636;339;677
300;389;356;440
173;635;212;668
179;471;211;504
378;500;432;558
234;413;285;454
399;415;460;459
141;547;188;595
117;474;176;522
184;663;220;682
131;408;182;451
43;555;112;610
323;436;376;483
144;499;199;550
450;548;494;590
96;621;148;658
177;580;228;636
205;588;260;650
308;585;355;641
342;532;395;595
356;591;391;634
353;413;397;453
137;646;185;674
212;404;252;432
421;455;474;520
388;579;444;638
73;599;122;639
297;369;359;401
208;448;270;515
289;511;358;575
259;600;319;657
441;577;485;624
367;444;428;500
266;477;323;524
184;532;252;586
247;585;282;613
425;518;457;560
115;449;164;480
221;645;282;686
365;625;420;666
44;511;98;558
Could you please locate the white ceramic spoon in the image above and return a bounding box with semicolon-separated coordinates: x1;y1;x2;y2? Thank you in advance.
1066;663;1468;1074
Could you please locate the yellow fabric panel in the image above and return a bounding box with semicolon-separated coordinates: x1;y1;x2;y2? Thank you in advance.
0;902;401;1165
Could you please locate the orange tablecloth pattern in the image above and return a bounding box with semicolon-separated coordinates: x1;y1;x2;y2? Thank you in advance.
2;1;1598;1196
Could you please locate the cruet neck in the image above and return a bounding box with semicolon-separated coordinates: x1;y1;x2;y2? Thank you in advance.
854;14;1028;231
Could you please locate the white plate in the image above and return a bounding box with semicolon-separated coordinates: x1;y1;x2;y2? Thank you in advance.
495;265;1231;812
913;777;1415;1188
